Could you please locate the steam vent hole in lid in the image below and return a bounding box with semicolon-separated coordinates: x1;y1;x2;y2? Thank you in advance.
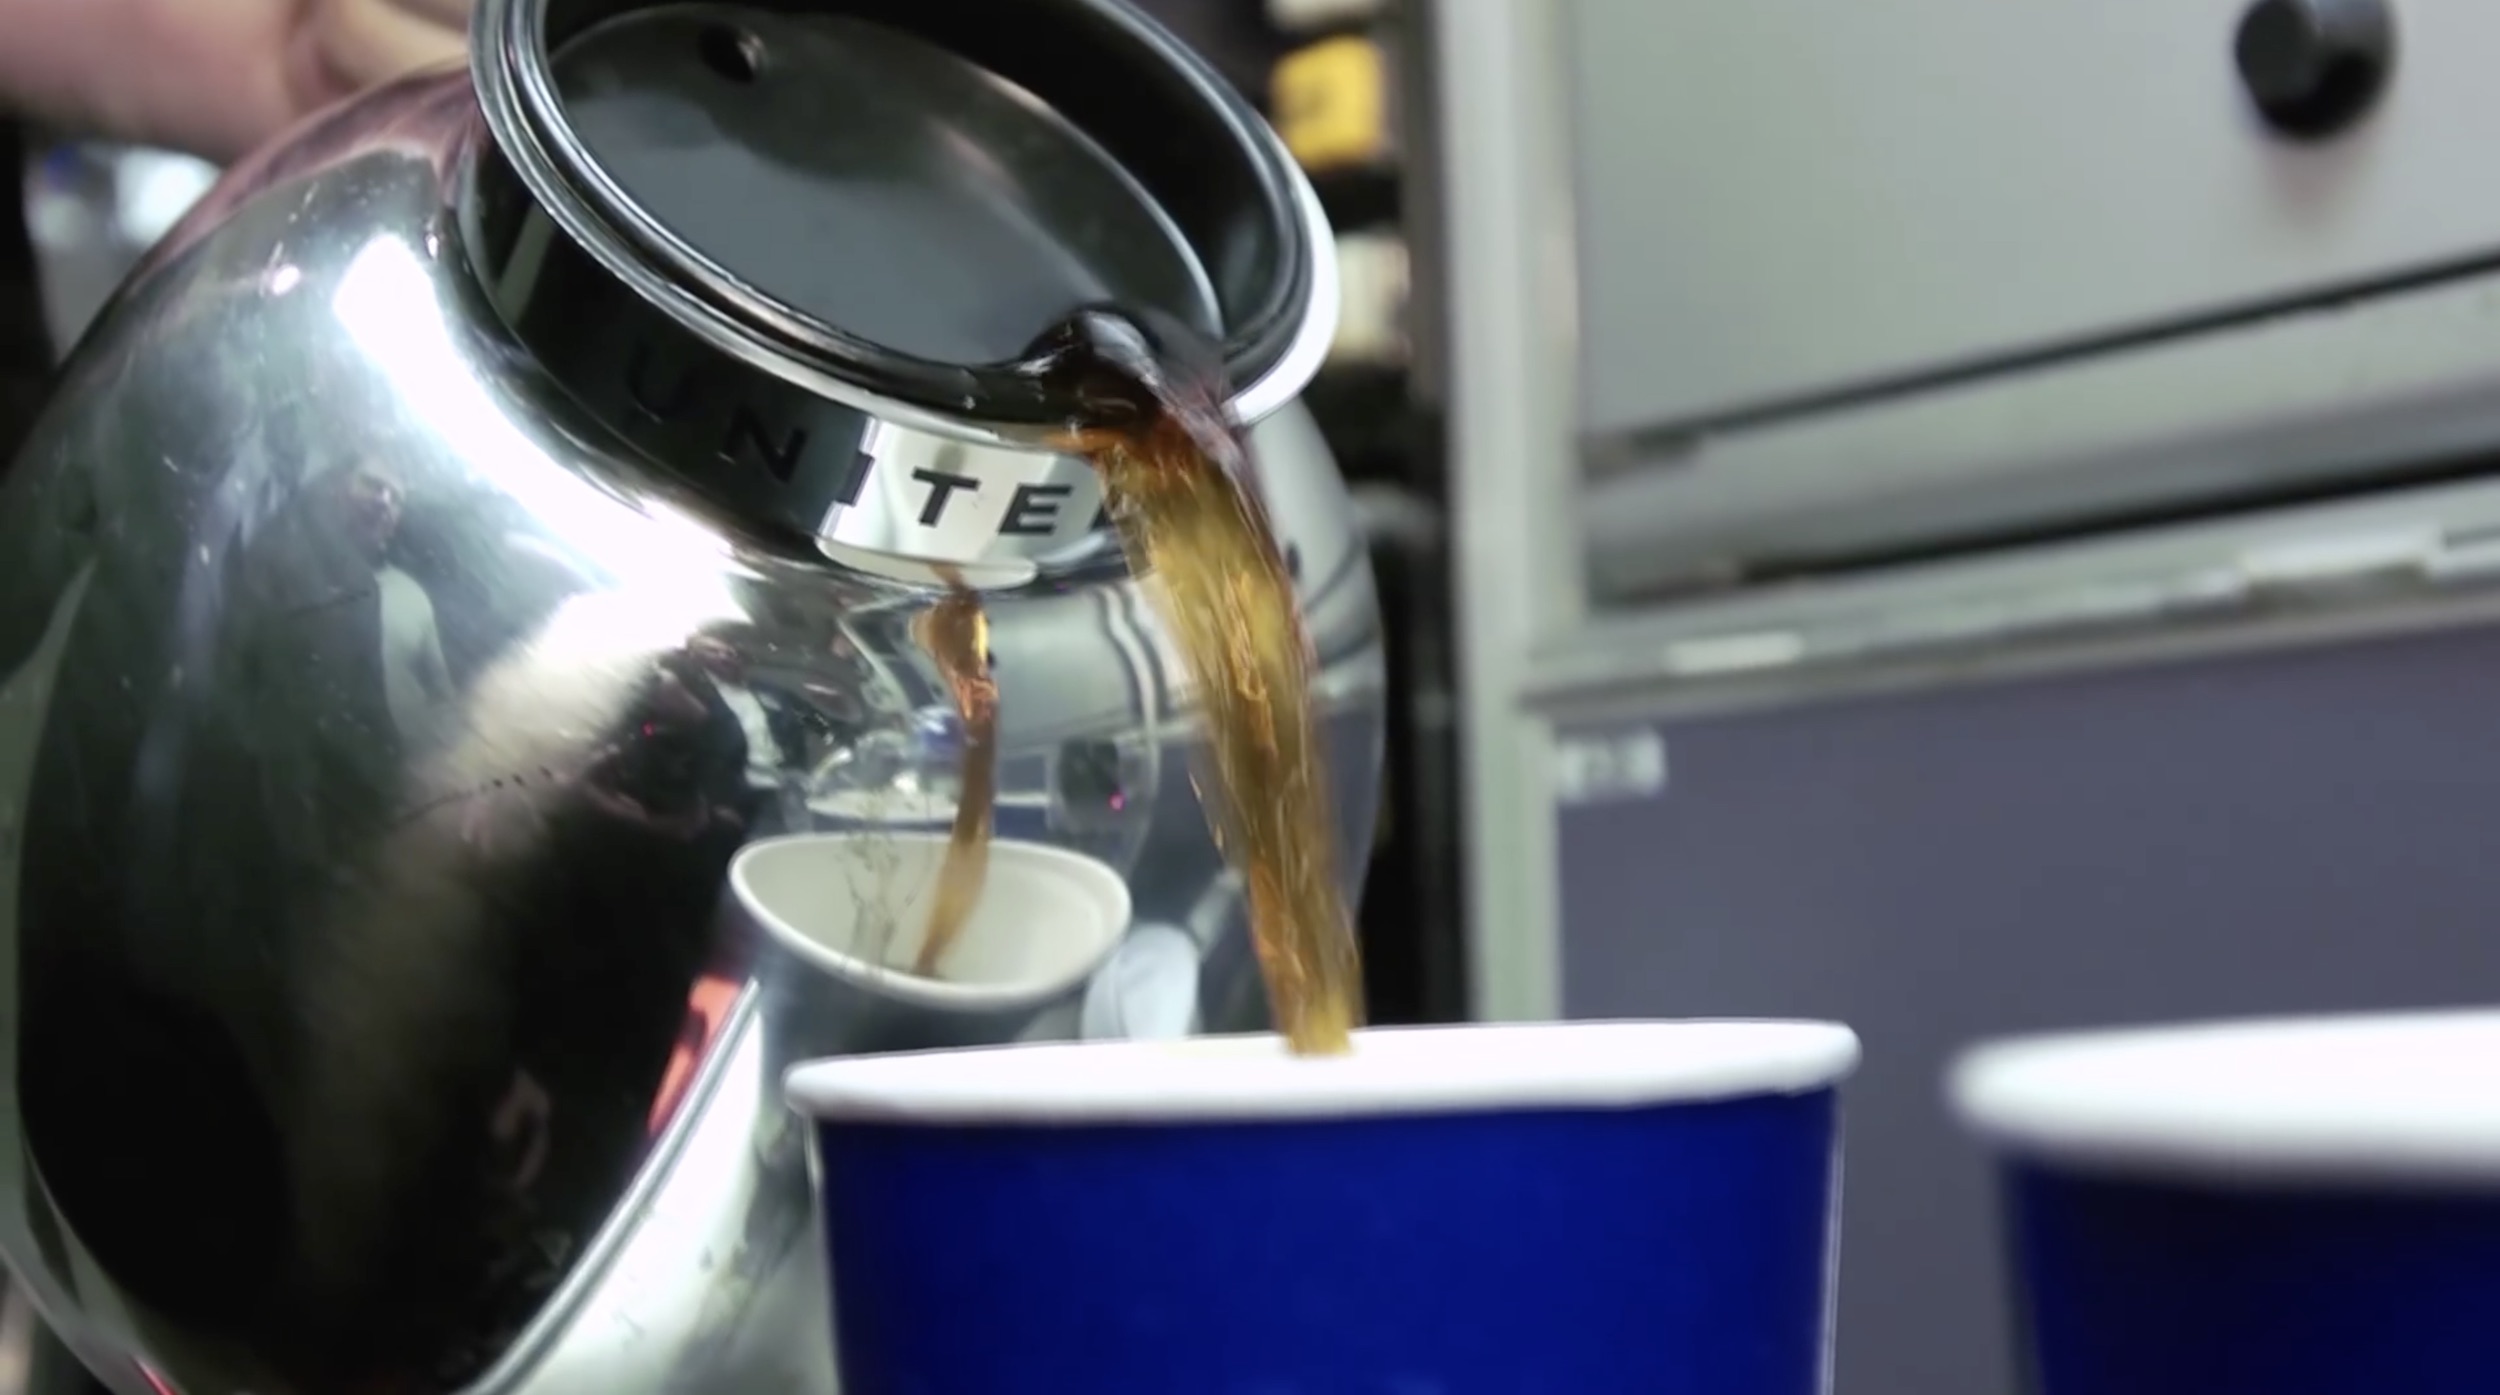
551;2;1225;372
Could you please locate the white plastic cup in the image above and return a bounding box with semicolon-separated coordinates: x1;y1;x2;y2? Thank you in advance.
730;832;1129;1060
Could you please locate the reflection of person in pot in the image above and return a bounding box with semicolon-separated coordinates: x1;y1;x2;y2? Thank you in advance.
490;645;753;1304
205;455;455;961
334;459;454;751
19;453;472;1388
689;632;814;832
580;651;748;840
238;458;453;793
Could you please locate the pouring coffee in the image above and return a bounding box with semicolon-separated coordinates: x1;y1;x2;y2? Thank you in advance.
0;1;1379;1390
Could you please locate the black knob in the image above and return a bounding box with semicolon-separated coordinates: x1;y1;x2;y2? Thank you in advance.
2234;0;2395;140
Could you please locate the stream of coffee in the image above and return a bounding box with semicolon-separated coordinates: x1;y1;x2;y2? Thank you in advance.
903;308;1362;1054
1045;308;1363;1055
909;570;998;977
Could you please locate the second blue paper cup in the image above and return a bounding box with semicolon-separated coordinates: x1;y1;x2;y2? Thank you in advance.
1955;1009;2500;1395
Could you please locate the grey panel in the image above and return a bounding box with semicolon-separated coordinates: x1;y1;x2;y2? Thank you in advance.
1557;620;2500;1395
1581;271;2500;600
1430;0;1583;1021
1549;465;2500;711
1567;0;2500;435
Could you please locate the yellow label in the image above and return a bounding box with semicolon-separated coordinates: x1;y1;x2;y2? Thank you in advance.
1272;36;1389;172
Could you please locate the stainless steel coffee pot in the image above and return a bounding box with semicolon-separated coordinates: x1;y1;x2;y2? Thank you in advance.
0;1;1380;1390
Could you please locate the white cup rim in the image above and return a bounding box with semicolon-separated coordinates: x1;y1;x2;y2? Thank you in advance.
733;831;1131;1013
785;1019;1861;1126
1951;1008;2500;1186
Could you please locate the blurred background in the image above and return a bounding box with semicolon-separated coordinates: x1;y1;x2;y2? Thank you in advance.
27;0;2500;1390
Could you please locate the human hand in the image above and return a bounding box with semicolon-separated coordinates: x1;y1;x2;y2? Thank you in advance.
0;0;472;163
284;0;472;142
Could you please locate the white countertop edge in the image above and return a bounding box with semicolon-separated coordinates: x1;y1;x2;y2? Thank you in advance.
1951;1009;2500;1188
785;1019;1859;1126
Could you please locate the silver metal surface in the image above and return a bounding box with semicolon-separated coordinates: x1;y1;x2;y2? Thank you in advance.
1563;0;2500;437
1546;469;2500;724
1582;266;2500;603
0;8;1381;1391
1429;0;1579;1023
1430;0;2500;1025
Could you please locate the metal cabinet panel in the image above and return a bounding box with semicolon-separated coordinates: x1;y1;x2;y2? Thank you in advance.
1555;620;2500;1394
1569;0;2500;435
1581;271;2500;599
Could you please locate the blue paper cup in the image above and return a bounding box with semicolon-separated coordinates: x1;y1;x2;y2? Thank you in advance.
1952;1010;2500;1395
786;1019;1859;1395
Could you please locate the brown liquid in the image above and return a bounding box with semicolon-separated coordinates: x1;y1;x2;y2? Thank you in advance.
909;572;999;976
1040;308;1364;1055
